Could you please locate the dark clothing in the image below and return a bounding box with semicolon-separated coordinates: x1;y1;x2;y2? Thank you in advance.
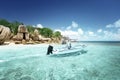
47;45;53;55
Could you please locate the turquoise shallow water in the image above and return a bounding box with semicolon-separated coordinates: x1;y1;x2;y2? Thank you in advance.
0;42;120;80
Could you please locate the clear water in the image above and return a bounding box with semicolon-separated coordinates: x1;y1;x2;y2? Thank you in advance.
0;42;120;80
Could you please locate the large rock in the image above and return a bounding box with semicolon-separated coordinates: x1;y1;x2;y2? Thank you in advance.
18;25;28;33
32;29;39;41
34;29;39;36
13;25;29;41
0;25;11;45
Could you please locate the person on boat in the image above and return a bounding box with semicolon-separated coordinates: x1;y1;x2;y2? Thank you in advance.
47;44;53;55
67;40;71;49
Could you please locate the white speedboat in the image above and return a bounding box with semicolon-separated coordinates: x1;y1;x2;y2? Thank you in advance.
50;46;87;57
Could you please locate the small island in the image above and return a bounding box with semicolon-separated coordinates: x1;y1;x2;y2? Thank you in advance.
0;19;69;45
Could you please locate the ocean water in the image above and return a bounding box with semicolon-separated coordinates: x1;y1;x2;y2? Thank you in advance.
0;42;120;80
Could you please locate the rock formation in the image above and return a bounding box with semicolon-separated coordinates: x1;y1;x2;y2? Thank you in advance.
13;25;29;41
61;36;69;44
0;25;11;45
32;29;39;41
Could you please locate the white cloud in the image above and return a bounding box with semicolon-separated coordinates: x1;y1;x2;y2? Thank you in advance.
87;31;97;37
66;21;79;30
55;29;76;36
36;24;43;28
55;28;84;39
104;31;112;36
106;24;113;28
55;20;120;41
64;30;79;39
72;21;78;28
103;30;120;41
66;26;71;30
117;29;120;34
78;28;84;35
88;31;94;35
106;19;120;28
55;29;120;41
64;30;78;36
114;19;120;27
97;29;102;33
62;30;78;37
54;29;79;39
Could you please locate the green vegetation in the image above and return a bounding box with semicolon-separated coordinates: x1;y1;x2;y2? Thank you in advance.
39;27;53;38
0;19;22;35
26;25;35;34
0;19;10;27
53;31;62;39
10;21;22;35
0;19;62;39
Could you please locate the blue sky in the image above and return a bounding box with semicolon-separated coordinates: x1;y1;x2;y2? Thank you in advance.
0;0;120;41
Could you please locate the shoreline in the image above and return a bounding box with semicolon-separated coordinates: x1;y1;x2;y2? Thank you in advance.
0;41;62;47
